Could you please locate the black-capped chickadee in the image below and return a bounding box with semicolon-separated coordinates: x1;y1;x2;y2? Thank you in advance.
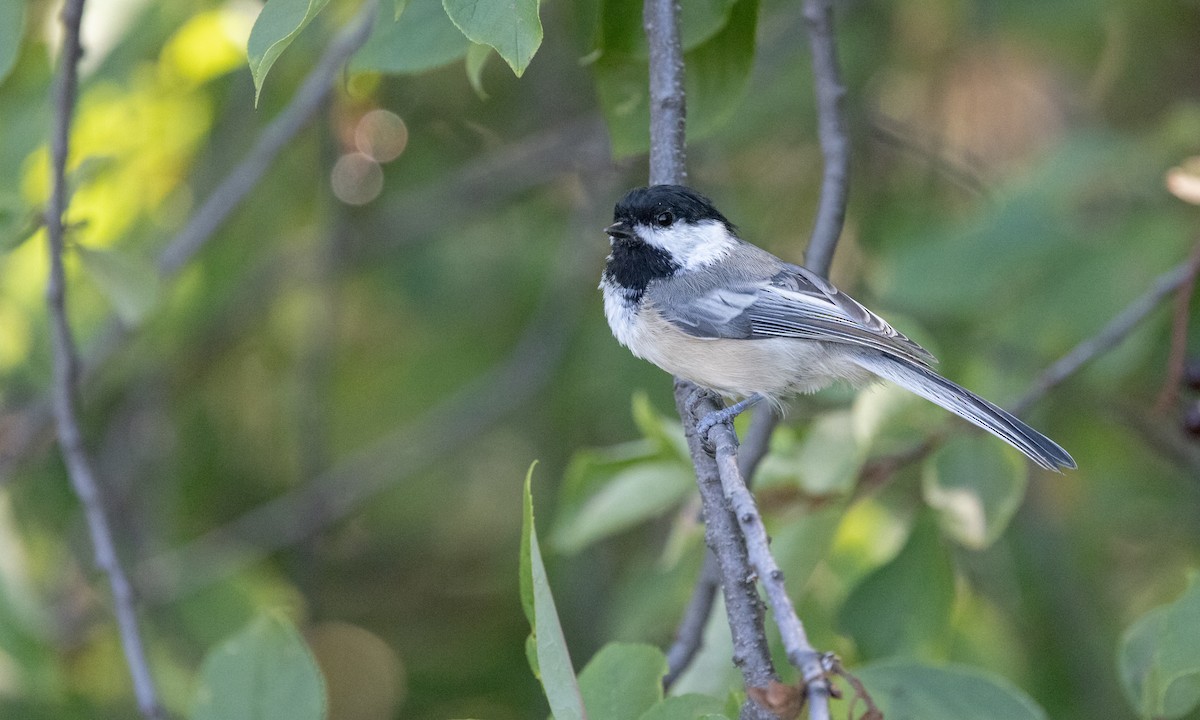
600;184;1075;471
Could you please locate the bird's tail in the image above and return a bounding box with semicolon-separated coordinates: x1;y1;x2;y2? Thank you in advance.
850;351;1076;471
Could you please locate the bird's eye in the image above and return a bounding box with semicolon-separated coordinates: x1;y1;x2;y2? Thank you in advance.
654;210;675;227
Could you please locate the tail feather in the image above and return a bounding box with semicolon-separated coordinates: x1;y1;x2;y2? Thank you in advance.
850;352;1076;471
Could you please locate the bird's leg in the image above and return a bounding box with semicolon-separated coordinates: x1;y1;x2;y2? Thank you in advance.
696;394;764;453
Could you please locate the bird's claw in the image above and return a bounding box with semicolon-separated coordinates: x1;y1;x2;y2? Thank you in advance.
693;394;764;454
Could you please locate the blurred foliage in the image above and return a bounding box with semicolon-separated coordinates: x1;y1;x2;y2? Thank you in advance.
0;0;1198;718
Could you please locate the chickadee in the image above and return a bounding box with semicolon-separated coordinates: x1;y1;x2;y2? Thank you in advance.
600;184;1075;471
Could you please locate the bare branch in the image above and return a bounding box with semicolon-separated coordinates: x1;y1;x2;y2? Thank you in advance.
677;391;779;720
710;426;832;720
665;400;779;687
643;0;782;713
44;1;165;717
801;0;850;278
644;0;687;186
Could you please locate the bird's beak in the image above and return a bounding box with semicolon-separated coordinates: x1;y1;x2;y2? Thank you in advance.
605;221;633;240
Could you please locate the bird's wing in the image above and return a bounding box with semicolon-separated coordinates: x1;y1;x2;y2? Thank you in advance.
651;263;937;367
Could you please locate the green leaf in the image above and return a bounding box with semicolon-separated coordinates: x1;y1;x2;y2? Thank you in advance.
855;661;1047;720
838;514;955;660
551;461;694;554
442;0;542;77
638;694;725;720
1118;573;1200;719
464;43;491;99
594;0;758;156
578;643;666;720
353;0;472;74
520;463;586;720
519;462;537;626
394;0;409;20
191;612;327;720
246;0;332;105
552;395;694;554
921;435;1027;550
75;246;161;326
0;0;26;86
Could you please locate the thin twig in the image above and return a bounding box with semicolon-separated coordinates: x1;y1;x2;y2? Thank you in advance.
44;1;165;717
1013;256;1200;415
157;0;378;275
801;0;850;278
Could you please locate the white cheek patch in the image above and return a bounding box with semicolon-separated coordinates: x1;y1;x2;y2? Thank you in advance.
642;219;735;269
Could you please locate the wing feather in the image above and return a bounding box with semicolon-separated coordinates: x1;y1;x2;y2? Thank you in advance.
649;261;936;367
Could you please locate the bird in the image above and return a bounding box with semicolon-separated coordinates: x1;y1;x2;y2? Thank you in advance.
599;184;1075;471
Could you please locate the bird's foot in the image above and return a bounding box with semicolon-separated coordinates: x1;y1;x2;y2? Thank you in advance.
696;395;763;454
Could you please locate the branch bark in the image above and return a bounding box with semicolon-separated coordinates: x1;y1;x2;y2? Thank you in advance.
711;428;832;719
44;1;165;717
676;391;779;720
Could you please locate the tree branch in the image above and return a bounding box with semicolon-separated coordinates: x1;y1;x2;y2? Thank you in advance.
44;2;165;717
711;427;832;720
643;0;848;711
677;391;779;720
645;0;687;186
801;0;850;278
664;396;780;689
643;0;782;715
662;2;852;708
